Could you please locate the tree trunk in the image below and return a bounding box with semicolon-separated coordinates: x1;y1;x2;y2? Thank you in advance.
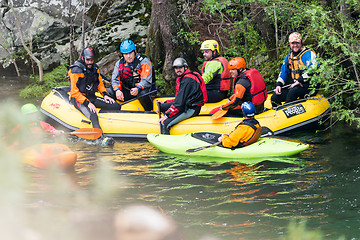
9;2;43;81
250;2;277;61
146;0;182;93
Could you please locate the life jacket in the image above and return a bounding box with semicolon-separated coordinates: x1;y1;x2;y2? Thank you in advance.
201;57;231;91
176;70;208;106
237;68;267;106
118;54;147;89
288;47;315;80
69;60;99;96
235;118;262;147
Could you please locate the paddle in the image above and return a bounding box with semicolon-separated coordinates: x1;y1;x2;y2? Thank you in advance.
267;84;292;94
186;126;274;153
186;141;221;153
211;108;227;120
119;89;157;107
68;128;102;140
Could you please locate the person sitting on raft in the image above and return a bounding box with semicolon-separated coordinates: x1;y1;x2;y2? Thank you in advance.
158;57;207;135
68;46;119;145
216;57;267;116
218;102;262;148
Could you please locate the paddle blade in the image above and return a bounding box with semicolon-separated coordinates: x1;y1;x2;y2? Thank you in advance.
211;109;228;120
260;126;274;137
70;128;102;140
209;106;221;114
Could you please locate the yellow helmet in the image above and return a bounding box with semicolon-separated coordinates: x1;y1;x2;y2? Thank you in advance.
200;40;220;53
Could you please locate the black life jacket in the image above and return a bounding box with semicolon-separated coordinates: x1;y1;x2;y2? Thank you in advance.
70;60;100;96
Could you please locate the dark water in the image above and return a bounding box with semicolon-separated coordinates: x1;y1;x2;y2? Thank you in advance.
2;78;360;239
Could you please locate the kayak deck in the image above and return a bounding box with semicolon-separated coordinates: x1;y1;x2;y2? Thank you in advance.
147;133;309;159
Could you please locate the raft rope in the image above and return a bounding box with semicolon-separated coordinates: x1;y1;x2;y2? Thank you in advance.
51;89;329;126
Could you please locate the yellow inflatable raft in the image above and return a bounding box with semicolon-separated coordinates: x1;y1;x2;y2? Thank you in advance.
40;87;330;138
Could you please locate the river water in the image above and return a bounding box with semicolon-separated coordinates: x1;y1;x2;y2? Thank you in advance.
1;77;359;240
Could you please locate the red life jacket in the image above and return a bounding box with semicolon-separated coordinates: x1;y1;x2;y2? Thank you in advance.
237;68;267;106
176;70;208;106
118;55;143;89
201;57;231;91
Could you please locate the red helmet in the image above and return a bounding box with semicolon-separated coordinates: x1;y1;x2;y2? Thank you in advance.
228;57;246;70
289;32;302;43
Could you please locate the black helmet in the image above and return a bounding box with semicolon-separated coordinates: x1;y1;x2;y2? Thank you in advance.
172;58;188;68
82;47;96;60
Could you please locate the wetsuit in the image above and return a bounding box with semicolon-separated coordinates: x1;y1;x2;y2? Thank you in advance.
69;60;120;129
159;69;207;134
271;47;318;107
221;118;262;148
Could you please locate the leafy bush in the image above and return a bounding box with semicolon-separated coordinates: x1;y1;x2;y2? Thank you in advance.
20;65;69;98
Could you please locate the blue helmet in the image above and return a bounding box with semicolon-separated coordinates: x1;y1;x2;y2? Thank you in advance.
120;40;136;54
241;102;255;117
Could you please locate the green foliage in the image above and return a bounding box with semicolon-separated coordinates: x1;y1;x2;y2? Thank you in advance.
177;28;201;45
19;65;69;98
197;0;360;126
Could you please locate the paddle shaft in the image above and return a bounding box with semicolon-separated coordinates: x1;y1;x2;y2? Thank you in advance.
267;84;292;94
119;89;157;106
186;141;221;153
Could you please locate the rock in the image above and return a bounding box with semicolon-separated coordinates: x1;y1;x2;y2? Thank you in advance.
0;0;150;73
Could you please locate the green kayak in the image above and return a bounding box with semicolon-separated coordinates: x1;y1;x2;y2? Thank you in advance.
147;132;309;159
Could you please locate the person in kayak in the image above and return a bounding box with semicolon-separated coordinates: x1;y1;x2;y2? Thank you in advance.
68;46;118;145
158;57;207;134
110;40;154;111
271;32;318;107
200;40;231;103
218;101;262;148
19;103;63;136
216;57;267;116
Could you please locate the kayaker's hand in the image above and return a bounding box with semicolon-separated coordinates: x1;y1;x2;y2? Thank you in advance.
104;95;115;104
159;115;168;123
53;130;64;136
88;102;97;113
130;87;139;96
275;86;282;95
218;134;226;142
156;100;164;105
116;90;124;101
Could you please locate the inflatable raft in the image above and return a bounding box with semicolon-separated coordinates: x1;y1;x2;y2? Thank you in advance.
147;133;309;158
40;87;330;138
21;143;77;169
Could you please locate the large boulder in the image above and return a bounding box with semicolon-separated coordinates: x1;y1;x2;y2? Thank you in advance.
0;0;150;73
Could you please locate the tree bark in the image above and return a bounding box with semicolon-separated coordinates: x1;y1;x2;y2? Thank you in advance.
146;0;185;92
250;2;277;60
9;2;43;81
